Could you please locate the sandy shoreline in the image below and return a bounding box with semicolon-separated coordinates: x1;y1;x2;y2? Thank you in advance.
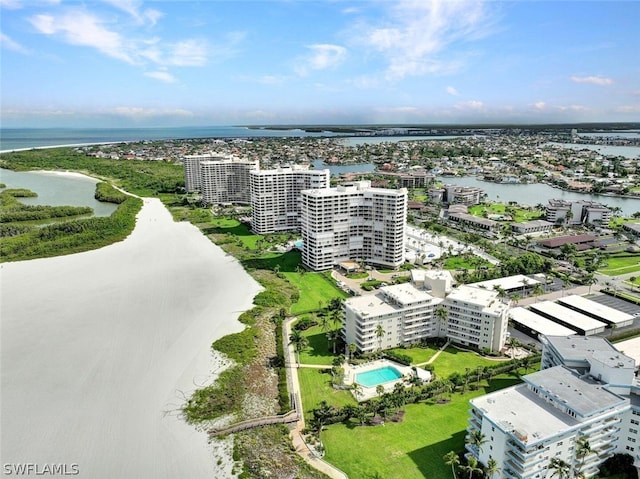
1;198;263;477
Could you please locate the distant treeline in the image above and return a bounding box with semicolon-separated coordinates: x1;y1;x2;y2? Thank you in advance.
1;195;142;262
0;147;184;196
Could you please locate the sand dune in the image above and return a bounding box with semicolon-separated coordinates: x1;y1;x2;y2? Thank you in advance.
1;198;262;478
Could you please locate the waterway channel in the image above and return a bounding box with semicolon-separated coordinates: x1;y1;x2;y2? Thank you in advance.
0;168;118;217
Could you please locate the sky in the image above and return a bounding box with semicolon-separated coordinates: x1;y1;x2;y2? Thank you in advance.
1;0;639;128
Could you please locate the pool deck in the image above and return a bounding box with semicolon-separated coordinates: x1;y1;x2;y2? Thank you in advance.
344;359;414;401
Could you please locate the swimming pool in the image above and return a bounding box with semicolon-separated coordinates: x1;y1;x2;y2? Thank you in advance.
355;366;402;388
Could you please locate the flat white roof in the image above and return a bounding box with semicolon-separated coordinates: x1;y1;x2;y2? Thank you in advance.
613;336;640;367
557;295;634;326
530;301;607;334
446;285;509;314
380;283;436;307
471;384;578;445
345;292;398;318
470;274;540;292
509;307;577;337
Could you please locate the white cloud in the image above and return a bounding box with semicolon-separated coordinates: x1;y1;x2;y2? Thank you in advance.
167;39;208;66
533;101;546;110
296;44;347;76
29;10;135;63
1;32;30;53
353;0;496;80
455;100;484;111
570;75;613;86
446;86;459;96
615;105;640;113
144;70;176;83
0;0;24;10
101;0;163;26
110;106;193;118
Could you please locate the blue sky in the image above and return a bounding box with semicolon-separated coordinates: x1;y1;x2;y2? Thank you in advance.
1;0;639;127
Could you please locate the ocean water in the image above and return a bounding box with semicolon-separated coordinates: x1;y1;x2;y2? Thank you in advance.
0;126;337;152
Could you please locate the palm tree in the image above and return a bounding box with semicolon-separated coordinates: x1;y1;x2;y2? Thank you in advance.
289;329;308;365
574;437;592;477
549;457;572;479
507;336;521;360
443;451;460;479
467;429;487;455
435;306;448;336
461;456;482;479
375;322;386;351
485;457;501;479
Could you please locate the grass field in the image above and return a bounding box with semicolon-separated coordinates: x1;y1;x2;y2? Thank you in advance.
468;203;544;223
430;346;509;379
297;367;357;417
321;376;523;479
443;255;493;271
298;324;339;365
284;271;348;314
599;253;640;276
388;346;439;365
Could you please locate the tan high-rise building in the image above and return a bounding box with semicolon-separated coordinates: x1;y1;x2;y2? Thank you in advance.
199;157;259;205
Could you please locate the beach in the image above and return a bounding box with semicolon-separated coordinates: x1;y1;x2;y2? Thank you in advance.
0;196;262;477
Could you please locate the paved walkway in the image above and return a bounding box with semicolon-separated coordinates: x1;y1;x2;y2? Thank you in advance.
282;317;349;479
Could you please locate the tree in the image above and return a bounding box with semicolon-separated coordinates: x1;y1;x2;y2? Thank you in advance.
549;457;572;479
485;457;501;479
289;328;308;364
507;336;521;360
443;451;460;479
375;322;386;351
467;429;487;455
348;342;357;361
311;400;335;431
435;306;448;336
461;456;482;479
574;437;592;477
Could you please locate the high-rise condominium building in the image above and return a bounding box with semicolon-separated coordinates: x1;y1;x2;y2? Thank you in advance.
250;166;330;234
183;153;233;193
467;335;638;479
199;158;259;205
300;181;407;271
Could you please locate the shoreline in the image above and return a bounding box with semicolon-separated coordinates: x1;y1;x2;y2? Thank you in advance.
0;197;263;478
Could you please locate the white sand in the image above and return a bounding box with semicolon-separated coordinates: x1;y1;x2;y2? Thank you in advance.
0;198;263;478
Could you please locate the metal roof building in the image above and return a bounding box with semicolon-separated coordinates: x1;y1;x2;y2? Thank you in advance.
557;294;634;328
509;307;576;339
529;301;607;335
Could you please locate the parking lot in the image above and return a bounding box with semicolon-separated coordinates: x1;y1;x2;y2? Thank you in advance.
589;293;640;317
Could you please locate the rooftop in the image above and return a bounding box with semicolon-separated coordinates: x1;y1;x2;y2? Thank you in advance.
509;307;577;337
557;294;634;326
470;274;540;292
523;366;627;419
542;335;620;364
530;301;607;333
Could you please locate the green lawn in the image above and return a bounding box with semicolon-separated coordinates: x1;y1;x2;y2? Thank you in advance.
297;367;357;417
284;271;348;314
599;253;640;276
298;324;339;365
388;346;439;365
468;203;544;223
443;255;492;271
321;376;523;479
430;346;507;379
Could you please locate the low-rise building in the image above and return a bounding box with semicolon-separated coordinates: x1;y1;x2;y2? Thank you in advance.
343;280;509;353
511;220;554;235
467;335;639;478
